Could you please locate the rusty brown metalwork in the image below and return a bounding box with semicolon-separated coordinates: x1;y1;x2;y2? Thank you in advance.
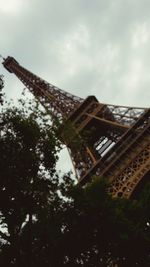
2;56;150;198
2;56;83;120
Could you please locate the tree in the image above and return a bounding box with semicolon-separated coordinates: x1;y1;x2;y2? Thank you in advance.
0;96;65;266
0;92;150;267
0;75;4;104
63;178;150;267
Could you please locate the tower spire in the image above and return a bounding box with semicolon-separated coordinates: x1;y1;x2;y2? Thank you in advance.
2;56;150;198
2;56;83;120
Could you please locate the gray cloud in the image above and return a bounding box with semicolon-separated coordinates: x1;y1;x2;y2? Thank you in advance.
0;0;150;107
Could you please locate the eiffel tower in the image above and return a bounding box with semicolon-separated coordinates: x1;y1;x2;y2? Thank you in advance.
2;56;150;198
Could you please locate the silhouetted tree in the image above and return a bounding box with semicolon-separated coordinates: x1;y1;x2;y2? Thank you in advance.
0;93;150;267
0;75;4;104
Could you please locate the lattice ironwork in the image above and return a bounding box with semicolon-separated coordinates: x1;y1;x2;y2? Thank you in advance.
109;143;150;198
2;56;150;198
2;56;83;120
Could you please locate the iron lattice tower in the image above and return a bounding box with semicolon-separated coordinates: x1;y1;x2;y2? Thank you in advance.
2;56;150;198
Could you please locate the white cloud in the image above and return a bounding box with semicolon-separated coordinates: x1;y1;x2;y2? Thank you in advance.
0;0;149;107
132;23;149;47
0;0;24;14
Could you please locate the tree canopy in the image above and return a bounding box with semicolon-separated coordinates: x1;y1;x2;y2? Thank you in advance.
0;75;4;105
0;84;150;267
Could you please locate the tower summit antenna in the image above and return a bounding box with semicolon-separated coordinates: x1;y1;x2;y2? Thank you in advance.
2;56;150;198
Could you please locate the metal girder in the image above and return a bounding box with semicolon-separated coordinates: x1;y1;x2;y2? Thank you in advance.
2;56;150;198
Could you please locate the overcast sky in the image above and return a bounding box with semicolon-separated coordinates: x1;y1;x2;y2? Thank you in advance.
0;0;150;173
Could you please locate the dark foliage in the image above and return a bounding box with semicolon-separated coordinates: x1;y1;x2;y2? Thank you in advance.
0;96;150;267
0;75;4;105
